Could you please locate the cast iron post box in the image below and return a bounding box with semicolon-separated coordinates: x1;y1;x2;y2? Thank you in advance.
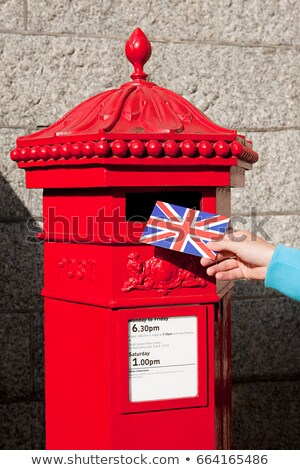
11;29;258;450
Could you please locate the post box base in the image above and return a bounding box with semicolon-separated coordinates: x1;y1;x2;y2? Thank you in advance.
44;295;231;450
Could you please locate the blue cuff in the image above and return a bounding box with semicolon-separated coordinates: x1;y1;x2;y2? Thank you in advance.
265;243;300;302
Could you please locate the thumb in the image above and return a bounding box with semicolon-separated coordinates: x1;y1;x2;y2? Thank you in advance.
206;238;238;255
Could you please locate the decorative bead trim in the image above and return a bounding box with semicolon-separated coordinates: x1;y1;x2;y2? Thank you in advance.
11;139;258;164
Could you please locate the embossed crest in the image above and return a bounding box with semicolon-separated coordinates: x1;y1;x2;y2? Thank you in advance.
122;250;206;295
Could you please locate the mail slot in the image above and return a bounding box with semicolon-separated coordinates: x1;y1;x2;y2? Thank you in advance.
10;28;259;449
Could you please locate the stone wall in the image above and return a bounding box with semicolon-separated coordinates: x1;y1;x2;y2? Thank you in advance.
0;0;299;449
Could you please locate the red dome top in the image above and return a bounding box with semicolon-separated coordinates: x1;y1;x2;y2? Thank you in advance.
16;28;236;146
11;28;258;165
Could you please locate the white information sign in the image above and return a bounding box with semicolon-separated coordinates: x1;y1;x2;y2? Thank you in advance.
128;316;198;402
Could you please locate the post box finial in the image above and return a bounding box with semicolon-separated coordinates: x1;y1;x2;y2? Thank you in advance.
125;28;152;81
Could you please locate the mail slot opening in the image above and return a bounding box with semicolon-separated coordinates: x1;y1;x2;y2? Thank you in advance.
125;191;202;221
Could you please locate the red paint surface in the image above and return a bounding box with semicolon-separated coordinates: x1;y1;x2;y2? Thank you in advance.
45;300;218;450
10;27;257;450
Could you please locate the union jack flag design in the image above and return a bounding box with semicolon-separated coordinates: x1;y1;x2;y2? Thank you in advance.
140;201;230;260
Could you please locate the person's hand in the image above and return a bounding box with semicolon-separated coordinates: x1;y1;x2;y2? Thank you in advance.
200;230;275;281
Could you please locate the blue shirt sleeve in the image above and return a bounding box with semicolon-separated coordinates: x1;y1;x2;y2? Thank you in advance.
265;243;300;302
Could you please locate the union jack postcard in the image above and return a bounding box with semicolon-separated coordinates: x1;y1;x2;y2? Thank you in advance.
140;201;230;260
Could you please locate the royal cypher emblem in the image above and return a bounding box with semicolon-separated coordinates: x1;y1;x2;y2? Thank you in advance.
122;250;207;295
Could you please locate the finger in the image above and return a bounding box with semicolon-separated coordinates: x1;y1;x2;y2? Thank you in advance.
207;242;237;258
200;257;216;267
215;267;244;280
206;239;237;254
200;250;234;267
206;258;239;276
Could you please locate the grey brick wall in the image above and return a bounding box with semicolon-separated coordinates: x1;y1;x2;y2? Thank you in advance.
0;0;299;449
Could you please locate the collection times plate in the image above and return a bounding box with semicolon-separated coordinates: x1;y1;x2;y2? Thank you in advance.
128;316;198;402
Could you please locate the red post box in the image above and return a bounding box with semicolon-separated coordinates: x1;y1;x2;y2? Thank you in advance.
11;29;258;450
